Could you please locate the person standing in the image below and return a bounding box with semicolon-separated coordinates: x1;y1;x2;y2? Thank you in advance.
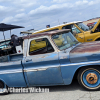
10;34;20;53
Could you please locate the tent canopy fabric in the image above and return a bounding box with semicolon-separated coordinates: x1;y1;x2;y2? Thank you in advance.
0;23;24;31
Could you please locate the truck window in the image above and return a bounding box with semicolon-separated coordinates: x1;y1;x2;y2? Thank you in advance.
62;25;72;29
52;32;79;50
45;29;59;32
76;22;89;31
62;24;81;36
94;23;100;32
29;38;54;55
71;25;81;36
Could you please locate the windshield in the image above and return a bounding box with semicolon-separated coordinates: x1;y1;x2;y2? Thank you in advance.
0;40;10;49
52;32;79;50
76;22;89;31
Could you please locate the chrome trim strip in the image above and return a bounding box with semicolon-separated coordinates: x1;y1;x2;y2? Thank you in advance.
61;60;100;67
24;60;100;72
1;61;100;74
38;68;47;71
0;70;22;74
24;69;37;72
24;68;47;72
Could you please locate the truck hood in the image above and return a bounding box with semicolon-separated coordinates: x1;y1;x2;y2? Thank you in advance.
70;41;100;63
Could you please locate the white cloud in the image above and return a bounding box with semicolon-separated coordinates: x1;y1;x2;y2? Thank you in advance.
0;0;11;2
88;0;100;5
1;16;14;23
0;5;15;18
15;13;26;18
0;0;100;40
16;9;25;13
0;5;8;11
89;1;94;5
1;13;27;24
2;0;100;24
29;3;73;16
75;0;88;5
13;1;36;8
52;0;69;3
0;0;38;8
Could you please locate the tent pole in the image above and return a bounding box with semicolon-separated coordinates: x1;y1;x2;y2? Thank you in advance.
3;31;5;40
10;30;11;37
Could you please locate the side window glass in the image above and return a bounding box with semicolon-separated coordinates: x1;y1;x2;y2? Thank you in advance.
94;24;100;32
29;38;54;55
71;25;81;36
62;25;71;29
62;24;81;36
45;29;58;32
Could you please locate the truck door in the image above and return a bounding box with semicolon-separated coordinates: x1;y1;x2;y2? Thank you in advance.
23;37;63;86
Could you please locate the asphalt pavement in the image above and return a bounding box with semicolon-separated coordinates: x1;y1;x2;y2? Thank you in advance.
0;80;100;100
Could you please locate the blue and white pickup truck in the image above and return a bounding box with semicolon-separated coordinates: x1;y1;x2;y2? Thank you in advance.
0;29;100;94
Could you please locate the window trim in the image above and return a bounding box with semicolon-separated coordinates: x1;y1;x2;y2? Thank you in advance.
74;23;84;33
27;36;56;56
62;24;83;35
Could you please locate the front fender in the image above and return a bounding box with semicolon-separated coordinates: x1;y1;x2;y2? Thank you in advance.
60;61;100;85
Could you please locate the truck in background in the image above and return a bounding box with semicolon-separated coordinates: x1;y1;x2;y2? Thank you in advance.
21;19;100;43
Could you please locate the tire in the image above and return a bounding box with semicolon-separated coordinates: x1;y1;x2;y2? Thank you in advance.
77;66;100;90
0;81;8;95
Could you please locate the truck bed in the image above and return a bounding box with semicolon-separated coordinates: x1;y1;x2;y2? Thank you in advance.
0;53;23;62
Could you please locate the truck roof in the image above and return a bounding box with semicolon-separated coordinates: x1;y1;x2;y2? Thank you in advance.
32;21;82;34
23;29;71;39
21;21;82;35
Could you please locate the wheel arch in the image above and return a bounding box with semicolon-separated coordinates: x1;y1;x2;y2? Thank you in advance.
93;36;100;41
73;65;100;81
0;79;8;87
95;38;100;41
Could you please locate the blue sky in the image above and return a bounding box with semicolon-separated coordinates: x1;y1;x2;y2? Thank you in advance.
0;0;100;40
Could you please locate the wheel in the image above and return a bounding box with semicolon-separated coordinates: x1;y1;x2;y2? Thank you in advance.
77;66;100;90
0;81;8;94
